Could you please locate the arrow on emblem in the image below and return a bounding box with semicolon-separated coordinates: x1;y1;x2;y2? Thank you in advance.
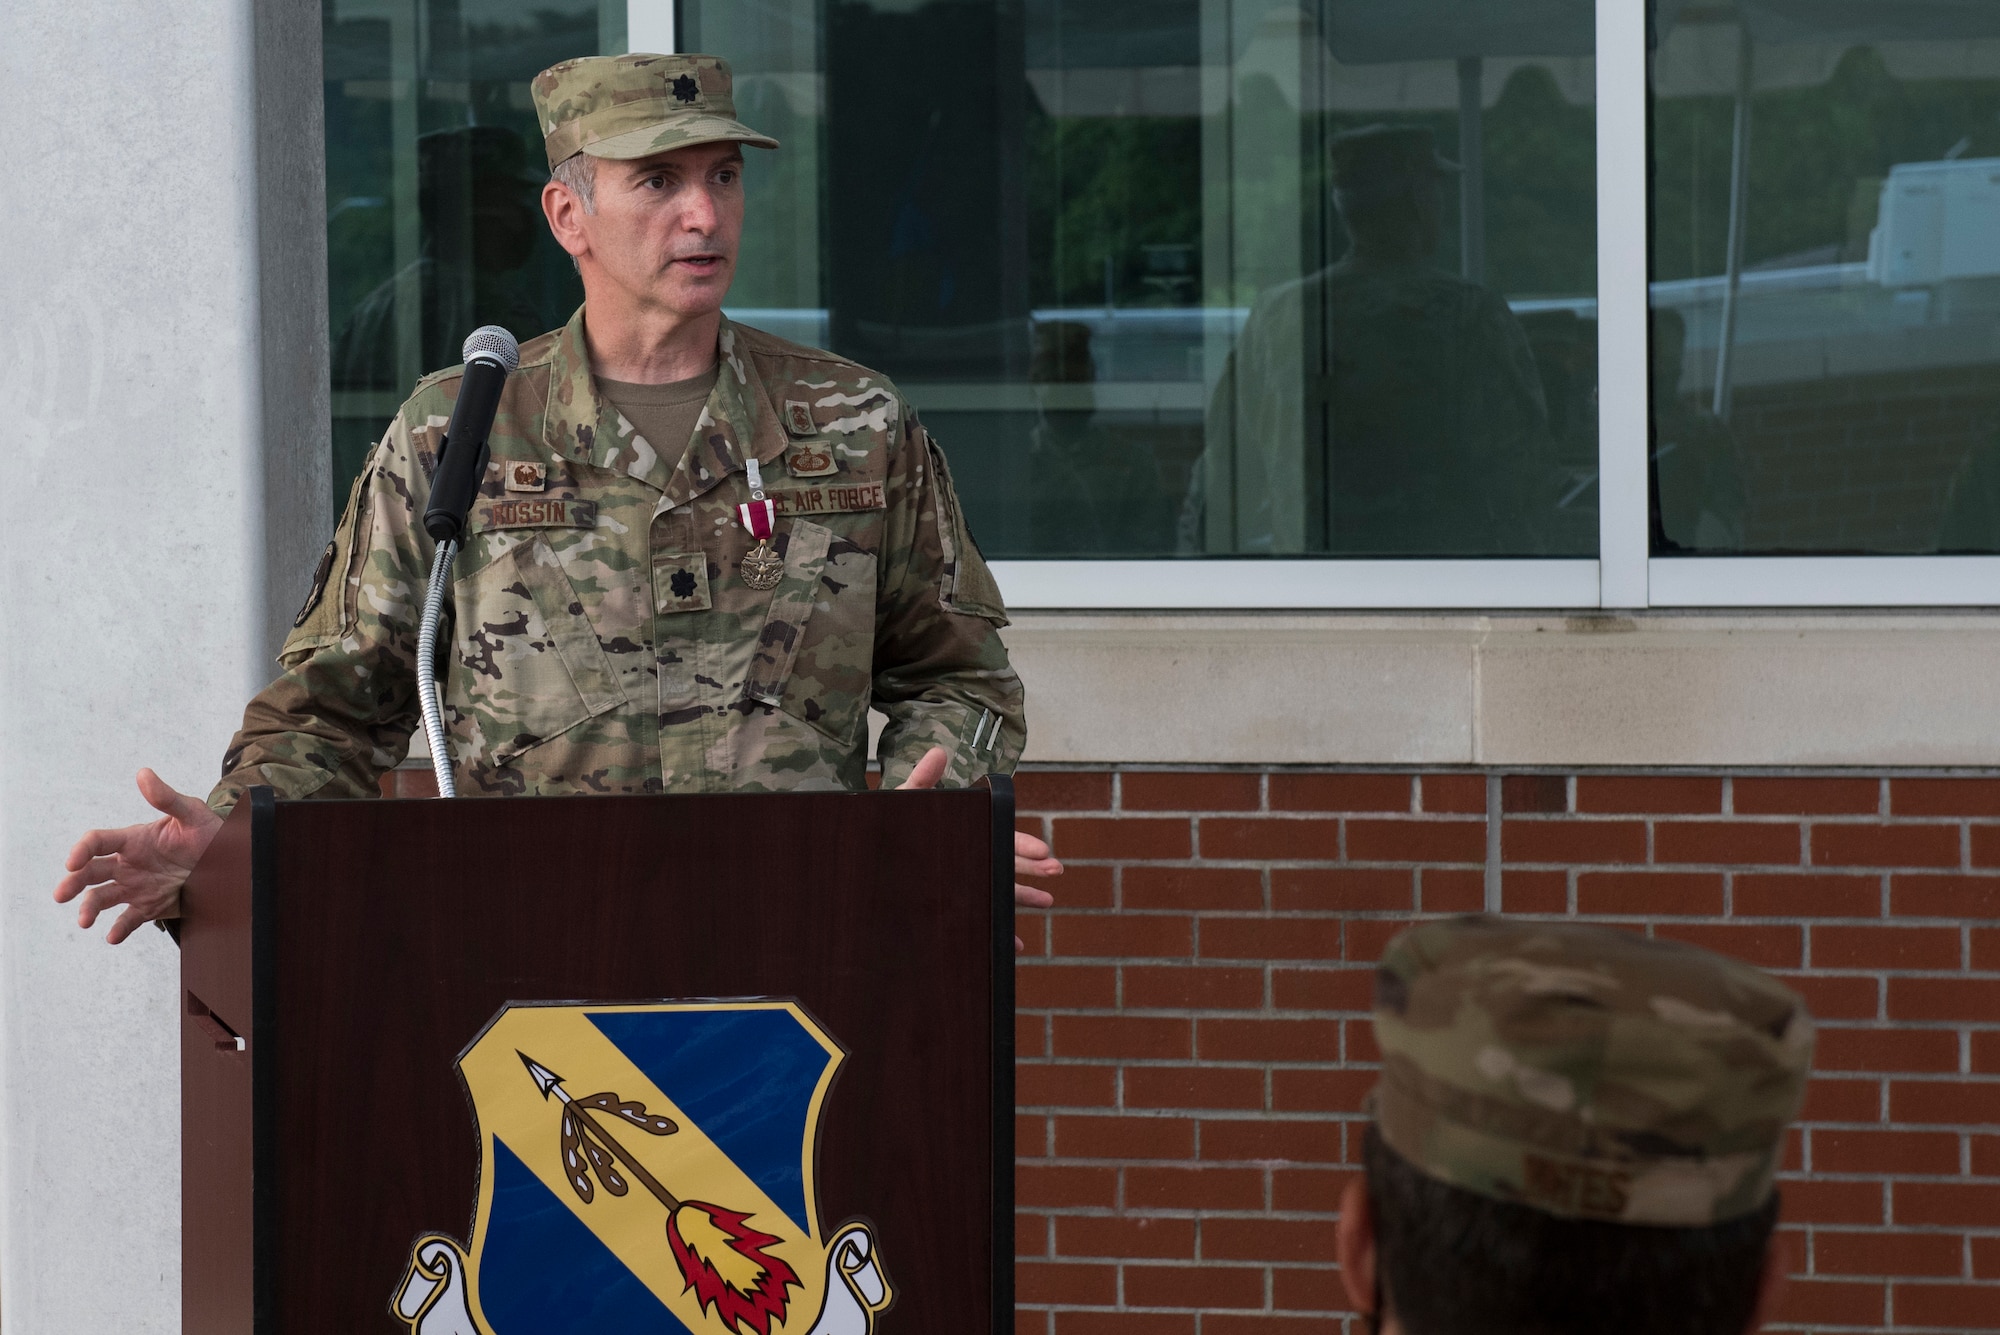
519;1053;565;1100
516;1051;804;1335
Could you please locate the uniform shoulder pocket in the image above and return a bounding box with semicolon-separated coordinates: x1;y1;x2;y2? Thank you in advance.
278;468;372;667
925;434;1008;625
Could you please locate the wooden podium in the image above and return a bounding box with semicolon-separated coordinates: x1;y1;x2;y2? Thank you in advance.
178;780;1015;1335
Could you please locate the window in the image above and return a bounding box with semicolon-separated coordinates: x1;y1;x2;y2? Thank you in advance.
1650;7;2000;557
686;0;1598;573
316;2;2000;608
323;0;626;490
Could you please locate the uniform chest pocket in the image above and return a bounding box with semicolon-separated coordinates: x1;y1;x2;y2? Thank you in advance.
454;536;628;767
742;519;879;746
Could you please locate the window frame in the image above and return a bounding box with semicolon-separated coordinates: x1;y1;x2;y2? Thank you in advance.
641;0;2000;612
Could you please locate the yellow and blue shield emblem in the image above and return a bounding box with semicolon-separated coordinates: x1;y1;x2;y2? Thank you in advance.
393;1000;892;1335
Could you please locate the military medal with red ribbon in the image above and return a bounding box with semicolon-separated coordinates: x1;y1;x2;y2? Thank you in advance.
738;458;784;591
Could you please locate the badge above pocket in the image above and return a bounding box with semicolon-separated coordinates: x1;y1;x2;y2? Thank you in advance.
784;439;839;478
504;461;547;492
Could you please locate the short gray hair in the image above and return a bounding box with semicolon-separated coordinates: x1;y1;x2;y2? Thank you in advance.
549;152;597;213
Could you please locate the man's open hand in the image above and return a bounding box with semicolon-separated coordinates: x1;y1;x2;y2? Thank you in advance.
898;746;1060;952
54;769;222;944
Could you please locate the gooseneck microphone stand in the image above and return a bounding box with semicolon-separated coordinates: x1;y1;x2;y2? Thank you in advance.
416;544;460;796
416;326;520;798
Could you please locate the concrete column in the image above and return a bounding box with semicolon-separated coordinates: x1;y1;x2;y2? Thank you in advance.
0;0;328;1328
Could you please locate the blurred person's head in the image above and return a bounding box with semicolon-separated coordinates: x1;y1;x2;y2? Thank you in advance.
1329;125;1457;266
1339;917;1814;1335
533;53;777;325
416;126;540;273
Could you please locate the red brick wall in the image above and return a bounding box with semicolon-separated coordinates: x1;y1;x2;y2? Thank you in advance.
1729;365;2000;553
1013;768;2000;1335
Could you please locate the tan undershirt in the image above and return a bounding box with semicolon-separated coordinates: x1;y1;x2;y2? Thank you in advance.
595;365;721;473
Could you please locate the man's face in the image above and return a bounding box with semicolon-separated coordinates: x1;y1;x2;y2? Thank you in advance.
554;141;745;319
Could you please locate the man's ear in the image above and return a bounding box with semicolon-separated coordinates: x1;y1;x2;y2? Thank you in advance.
1336;1173;1380;1320
541;180;589;263
1745;1241;1787;1332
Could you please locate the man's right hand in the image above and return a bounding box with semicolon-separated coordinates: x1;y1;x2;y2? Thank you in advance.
55;769;223;945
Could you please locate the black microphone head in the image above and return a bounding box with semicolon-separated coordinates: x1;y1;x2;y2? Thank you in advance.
461;325;520;374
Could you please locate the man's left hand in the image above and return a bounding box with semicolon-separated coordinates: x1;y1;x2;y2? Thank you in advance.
898;746;1059;953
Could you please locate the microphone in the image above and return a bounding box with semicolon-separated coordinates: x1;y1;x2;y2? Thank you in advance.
423;326;521;544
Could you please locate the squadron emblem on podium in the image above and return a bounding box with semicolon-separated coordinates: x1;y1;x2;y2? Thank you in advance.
393;1000;893;1335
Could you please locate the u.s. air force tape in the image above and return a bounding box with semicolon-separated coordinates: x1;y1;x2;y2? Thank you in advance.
768;482;886;518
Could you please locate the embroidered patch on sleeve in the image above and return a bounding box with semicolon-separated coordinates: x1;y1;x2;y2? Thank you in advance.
292;540;337;628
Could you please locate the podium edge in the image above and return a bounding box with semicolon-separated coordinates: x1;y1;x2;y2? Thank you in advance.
979;773;1016;1334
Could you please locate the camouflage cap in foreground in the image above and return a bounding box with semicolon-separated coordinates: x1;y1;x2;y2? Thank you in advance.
1372;916;1813;1227
531;53;778;171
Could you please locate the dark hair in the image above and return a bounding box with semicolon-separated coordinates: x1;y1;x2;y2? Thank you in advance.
1363;1126;1776;1335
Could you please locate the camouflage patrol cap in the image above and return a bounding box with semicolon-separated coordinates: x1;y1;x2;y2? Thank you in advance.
1372;916;1813;1228
531;53;779;172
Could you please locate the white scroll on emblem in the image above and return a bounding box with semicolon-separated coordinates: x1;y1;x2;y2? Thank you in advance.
393;1236;480;1335
392;1223;891;1335
802;1223;893;1335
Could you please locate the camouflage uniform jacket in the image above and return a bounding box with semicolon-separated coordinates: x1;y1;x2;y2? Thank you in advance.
210;309;1023;810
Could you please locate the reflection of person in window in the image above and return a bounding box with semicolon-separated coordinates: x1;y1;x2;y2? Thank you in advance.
1189;125;1554;555
1650;308;1746;551
1026;320;1175;554
331;126;546;390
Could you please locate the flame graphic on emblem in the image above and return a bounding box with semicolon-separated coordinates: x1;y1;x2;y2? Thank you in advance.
521;1053;807;1334
666;1201;803;1335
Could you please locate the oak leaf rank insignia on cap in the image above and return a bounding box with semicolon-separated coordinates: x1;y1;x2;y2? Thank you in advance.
531;53;780;171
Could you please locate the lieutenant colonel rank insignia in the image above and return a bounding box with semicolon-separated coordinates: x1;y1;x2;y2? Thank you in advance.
393;1000;893;1335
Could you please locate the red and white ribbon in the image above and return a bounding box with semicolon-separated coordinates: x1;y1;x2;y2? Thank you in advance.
737;498;774;539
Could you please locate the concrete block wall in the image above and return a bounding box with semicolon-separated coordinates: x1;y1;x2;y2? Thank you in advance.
1012;767;2000;1335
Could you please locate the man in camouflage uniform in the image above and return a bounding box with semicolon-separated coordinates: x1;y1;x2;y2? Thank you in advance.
1184;125;1557;555
1336;917;1813;1335
57;53;1056;943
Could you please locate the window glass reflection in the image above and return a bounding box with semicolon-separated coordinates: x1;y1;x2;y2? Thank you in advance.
683;0;1599;558
1650;3;2000;554
322;0;624;496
